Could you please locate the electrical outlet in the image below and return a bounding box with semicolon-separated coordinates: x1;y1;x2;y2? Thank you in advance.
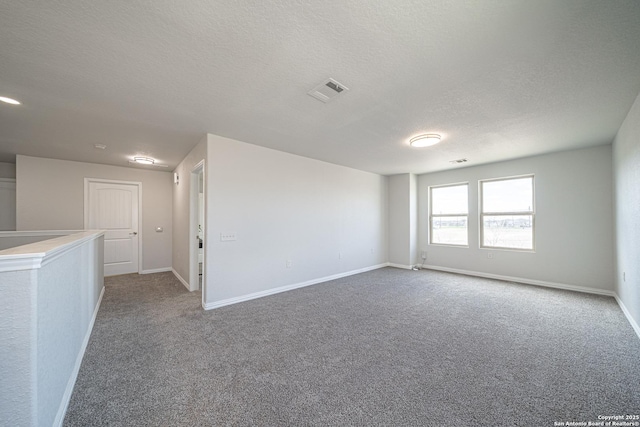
487;252;494;259
338;252;342;260
286;260;292;269
421;251;427;260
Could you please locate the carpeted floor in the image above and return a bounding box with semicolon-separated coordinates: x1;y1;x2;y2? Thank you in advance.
64;268;640;426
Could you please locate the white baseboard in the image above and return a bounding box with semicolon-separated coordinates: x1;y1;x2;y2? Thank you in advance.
423;264;615;297
53;285;105;427
172;268;190;291
614;293;640;340
141;267;172;274
388;263;413;270
423;264;640;342
204;263;389;310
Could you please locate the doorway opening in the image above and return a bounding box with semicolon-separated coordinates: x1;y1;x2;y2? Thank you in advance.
189;161;205;306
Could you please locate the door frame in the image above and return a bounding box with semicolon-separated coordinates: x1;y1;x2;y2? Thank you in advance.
189;160;205;304
83;178;143;274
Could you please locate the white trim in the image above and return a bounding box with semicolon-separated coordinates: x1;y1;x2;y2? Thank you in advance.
614;293;640;340
84;178;143;274
423;264;615;296
172;268;190;291
0;256;43;272
141;267;172;274
190;160;205;299
0;231;105;272
0;230;80;238
203;263;389;310
429;182;470;247
479;174;535;251
53;285;105;427
388;263;414;270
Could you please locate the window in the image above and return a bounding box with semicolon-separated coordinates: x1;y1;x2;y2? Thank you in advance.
429;183;468;246
480;175;534;250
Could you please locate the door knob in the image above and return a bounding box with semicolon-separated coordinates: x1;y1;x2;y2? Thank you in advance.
129;232;138;236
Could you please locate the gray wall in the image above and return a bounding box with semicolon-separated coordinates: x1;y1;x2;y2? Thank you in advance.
16;156;173;272
172;136;206;286
0;231;77;251
37;236;104;426
613;90;640;332
417;145;614;292
388;173;417;267
0;162;16;179
0;233;104;426
0;269;33;426
203;134;388;306
0;178;16;231
0;162;16;231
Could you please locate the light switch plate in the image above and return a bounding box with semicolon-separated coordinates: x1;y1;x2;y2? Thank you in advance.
220;232;236;242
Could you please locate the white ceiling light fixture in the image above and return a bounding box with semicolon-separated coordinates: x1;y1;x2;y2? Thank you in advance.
409;134;442;148
128;157;169;168
132;156;155;165
0;96;21;105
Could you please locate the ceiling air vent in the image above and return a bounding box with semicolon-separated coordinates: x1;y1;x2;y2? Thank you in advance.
449;158;468;164
308;78;349;103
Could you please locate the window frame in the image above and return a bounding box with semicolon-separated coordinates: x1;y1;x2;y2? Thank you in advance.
479;174;535;251
429;182;469;247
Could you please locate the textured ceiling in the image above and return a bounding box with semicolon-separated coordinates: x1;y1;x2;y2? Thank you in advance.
1;0;640;175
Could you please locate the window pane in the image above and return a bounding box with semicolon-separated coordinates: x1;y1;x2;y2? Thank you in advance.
482;215;533;249
432;216;468;245
482;177;533;213
431;185;468;215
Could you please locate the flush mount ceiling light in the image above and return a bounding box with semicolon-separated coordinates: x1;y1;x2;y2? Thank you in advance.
132;156;155;165
0;96;21;105
409;134;442;148
129;157;169;168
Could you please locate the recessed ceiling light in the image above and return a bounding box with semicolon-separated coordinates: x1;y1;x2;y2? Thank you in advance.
133;156;155;165
0;96;21;105
409;134;442;148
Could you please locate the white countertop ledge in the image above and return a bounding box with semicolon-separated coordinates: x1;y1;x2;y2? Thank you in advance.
0;230;105;273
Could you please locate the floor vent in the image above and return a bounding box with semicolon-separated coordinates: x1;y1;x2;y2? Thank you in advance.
308;78;349;103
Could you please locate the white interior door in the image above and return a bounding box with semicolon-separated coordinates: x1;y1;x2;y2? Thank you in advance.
86;180;140;276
